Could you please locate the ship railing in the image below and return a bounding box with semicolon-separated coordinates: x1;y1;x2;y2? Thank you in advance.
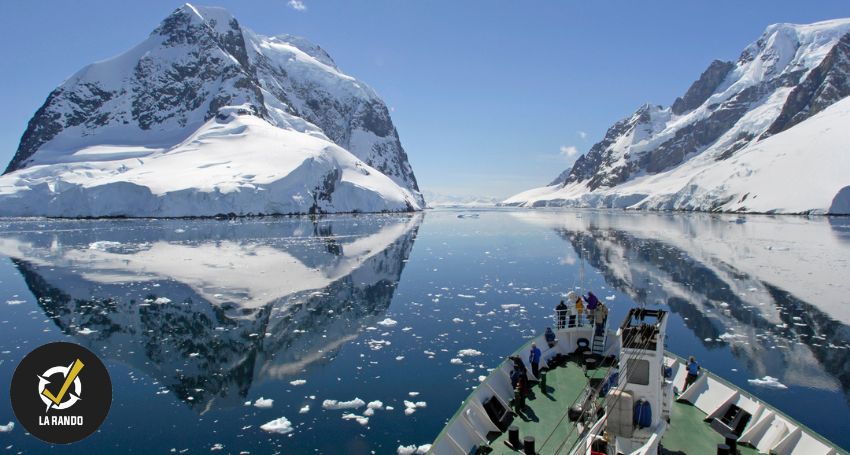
554;307;591;329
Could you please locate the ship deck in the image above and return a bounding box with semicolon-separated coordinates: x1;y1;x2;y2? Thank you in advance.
485;359;762;455
487;358;608;454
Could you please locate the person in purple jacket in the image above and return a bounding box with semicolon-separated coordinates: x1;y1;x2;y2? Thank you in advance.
584;291;599;324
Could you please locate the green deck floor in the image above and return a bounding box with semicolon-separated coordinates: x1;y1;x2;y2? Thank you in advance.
660;401;760;455
488;361;609;455
482;361;764;455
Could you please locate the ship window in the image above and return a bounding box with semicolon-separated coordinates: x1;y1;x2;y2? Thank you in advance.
628;359;650;385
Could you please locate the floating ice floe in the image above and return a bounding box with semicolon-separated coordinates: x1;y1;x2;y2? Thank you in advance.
403;400;427;415
397;444;432;454
289;379;306;386
606;295;615;301
408;392;419;397
366;339;391;351
450;358;463;365
78;327;97;335
253;397;273;409
452;318;464;323
0;421;13;432
500;304;520;310
299;405;310;414
6;300;24;305
457;349;482;357
88;241;122;251
341;413;369;425
154;297;172;304
748;376;788;389
457;294;475;299
210;443;224;451
260;416;294;434
377;318;398;327
363;400;384;416
322;398;365;410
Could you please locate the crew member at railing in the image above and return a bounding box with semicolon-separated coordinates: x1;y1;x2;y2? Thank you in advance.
556;299;568;329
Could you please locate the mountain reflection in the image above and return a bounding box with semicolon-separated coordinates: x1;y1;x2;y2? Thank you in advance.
0;215;421;412
513;211;850;402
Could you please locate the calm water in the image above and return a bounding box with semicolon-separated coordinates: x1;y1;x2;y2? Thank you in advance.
0;209;848;453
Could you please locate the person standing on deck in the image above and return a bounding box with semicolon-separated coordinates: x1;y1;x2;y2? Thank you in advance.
555;299;568;329
585;291;599;327
594;302;607;336
683;356;701;392
574;295;585;326
529;343;542;378
544;327;556;348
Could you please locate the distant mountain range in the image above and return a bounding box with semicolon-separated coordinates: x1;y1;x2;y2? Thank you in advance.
505;19;850;215
422;190;499;208
0;4;423;217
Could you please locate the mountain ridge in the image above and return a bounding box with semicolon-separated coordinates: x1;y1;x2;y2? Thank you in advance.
505;18;850;215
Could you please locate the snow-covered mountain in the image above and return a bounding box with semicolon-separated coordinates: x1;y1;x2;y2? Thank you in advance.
0;4;423;217
505;19;850;214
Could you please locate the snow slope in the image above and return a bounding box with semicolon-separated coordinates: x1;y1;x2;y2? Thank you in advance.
0;112;419;216
0;4;422;217
505;19;850;214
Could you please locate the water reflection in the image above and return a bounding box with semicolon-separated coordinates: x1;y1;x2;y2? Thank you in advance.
513;211;850;400
0;215;421;412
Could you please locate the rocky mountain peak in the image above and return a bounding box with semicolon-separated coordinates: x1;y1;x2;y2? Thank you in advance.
0;4;423;215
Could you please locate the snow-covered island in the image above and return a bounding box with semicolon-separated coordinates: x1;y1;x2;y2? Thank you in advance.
504;19;850;215
0;4;423;217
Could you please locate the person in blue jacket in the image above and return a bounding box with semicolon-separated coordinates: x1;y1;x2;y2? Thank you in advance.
529;343;542;378
544;327;556;348
683;355;701;392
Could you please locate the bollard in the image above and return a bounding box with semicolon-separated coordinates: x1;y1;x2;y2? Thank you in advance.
523;436;535;455
507;425;520;449
716;443;730;455
540;370;547;390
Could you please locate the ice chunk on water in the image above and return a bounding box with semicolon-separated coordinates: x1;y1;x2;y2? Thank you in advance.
341;413;369;425
322;398;365;410
397;444;432;454
748;376;788;389
289;379;306;386
260;416;294;434
0;421;13;432
377;318;398;327
253;397;273;408
458;349;482;357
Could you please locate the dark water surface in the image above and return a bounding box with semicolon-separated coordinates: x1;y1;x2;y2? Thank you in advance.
0;209;848;453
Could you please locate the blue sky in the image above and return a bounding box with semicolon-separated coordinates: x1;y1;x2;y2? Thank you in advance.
1;1;848;199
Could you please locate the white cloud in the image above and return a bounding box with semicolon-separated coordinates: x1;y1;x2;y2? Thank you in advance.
560;145;579;159
288;0;307;11
577;131;587;140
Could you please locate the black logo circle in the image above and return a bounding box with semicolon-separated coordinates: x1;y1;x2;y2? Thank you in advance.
10;342;112;444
